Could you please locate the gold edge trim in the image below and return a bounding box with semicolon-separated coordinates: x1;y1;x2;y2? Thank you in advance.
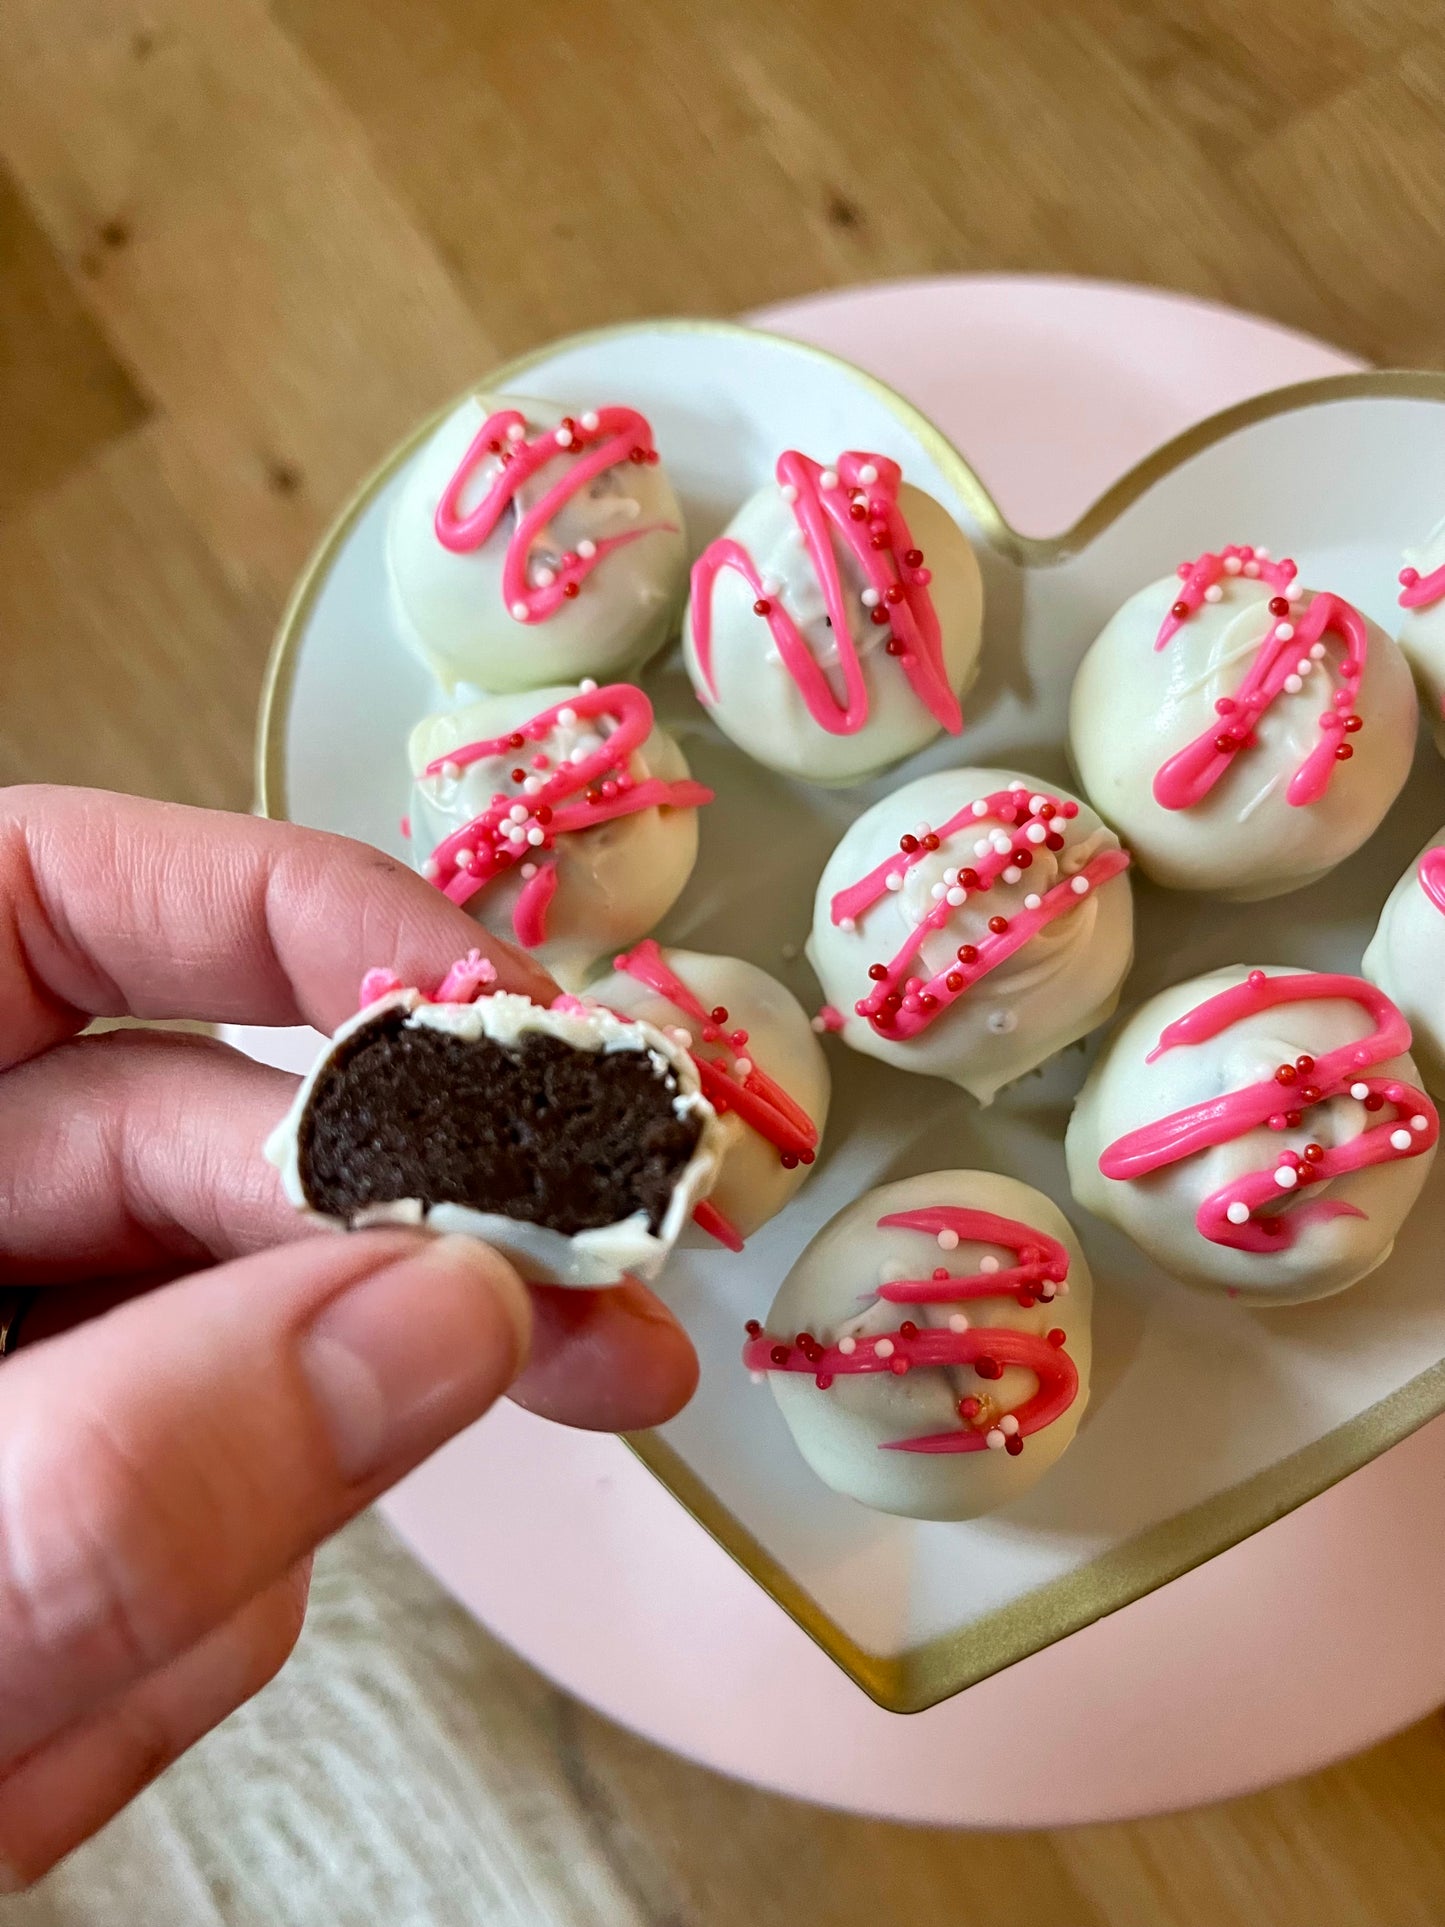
630;1353;1445;1714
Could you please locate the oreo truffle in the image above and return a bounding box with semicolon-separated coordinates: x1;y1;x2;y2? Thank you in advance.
268;983;722;1286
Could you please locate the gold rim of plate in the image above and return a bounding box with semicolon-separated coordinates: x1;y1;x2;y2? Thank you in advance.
256;319;1445;1713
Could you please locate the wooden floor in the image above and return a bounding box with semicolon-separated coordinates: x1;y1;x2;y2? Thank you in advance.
7;0;1445;1918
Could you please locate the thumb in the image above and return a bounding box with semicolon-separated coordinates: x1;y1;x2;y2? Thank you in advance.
0;1229;529;1767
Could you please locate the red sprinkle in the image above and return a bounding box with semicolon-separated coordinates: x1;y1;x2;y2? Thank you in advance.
1047;1328;1067;1347
753;597;772;616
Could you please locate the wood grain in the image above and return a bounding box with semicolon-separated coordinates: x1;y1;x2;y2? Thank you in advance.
4;0;1445;1915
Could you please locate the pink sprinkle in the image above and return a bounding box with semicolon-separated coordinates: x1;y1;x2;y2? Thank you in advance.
359;966;404;1008
813;1004;845;1033
400;815;412;840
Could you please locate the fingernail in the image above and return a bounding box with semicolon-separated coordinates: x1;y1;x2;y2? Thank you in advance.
300;1236;532;1484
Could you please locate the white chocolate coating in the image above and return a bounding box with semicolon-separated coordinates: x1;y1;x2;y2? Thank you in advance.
266;989;723;1287
388;393;687;694
1363;827;1445;1098
806;767;1134;1103
408;684;703;989
761;1172;1092;1520
681;479;983;785
1398;512;1445;757
1069;573;1417;899
587;947;830;1241
1066;965;1436;1305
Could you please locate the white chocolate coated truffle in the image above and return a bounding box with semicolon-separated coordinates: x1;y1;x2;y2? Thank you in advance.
807;767;1134;1103
388;393;687;694
1067;965;1438;1305
749;1172;1092;1520
682;452;982;785
409;683;705;989
1397;511;1445;757
1069;554;1417;900
588;945;830;1242
1363;829;1445;1098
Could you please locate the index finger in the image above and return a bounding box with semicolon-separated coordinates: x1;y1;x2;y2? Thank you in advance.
0;786;555;1069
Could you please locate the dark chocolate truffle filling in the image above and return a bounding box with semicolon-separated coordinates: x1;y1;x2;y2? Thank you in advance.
297;1010;702;1235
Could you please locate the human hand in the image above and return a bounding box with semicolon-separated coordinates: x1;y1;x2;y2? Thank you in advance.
0;786;698;1888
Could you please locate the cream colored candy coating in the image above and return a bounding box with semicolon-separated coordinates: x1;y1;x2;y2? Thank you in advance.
1363;828;1445;1099
408;683;702;989
1066;965;1436;1305
761;1171;1092;1520
1068;572;1417;899
266;989;723;1288
588;946;830;1241
806;767;1134;1103
388;392;687;695
681;479;983;784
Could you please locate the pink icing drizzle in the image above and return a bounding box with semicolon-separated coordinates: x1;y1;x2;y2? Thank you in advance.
1399;561;1445;612
1152;546;1368;811
434;406;675;623
612;940;819;1167
689;450;960;737
742;1205;1079;1456
420;683;712;949
832;788;1130;1039
1099;970;1438;1254
1420;847;1445;915
356;949;498;1011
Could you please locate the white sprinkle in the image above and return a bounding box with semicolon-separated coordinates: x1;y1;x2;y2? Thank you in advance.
555;427;574;447
885;872;904;892
580;410;600;431
761;575;782;596
946;886;966;907
1026;822;1048;844
1256;545;1271;559
1070;875;1090;896
510;600;530;620
974;838;992;858
1226;1201;1251;1225
577;538;597;560
1000;1414;1020;1437
987;1009;1018;1033
914;822;932;838
1243;560;1261;577
780;482;798;503
985;1429;1006;1451
534;565;557;589
1204;584;1223;603
453;847;474;869
735;1057;753;1078
579;676;598;692
527;826;546;846
1028;795;1048;814
522;775;543;795
948;1313;970;1333
979;1255;1000;1273
819;468;839;490
505;823;526;843
937;1228;960;1250
861;587;881;608
750;1371;765;1385
931;881;947;901
875;1337;895;1358
1275;621;1295;642
1024;892;1042;910
1223;555;1242;574
440;760;461;781
521;862;538;879
858;462;879;485
670;1027;692;1047
508;803;528;822
504;421;527;445
1275;1166;1299;1189
423;858;440;880
1002;865;1022;886
972;799;989;817
1288;581;1305;601
838;1335;857;1355
991;831;1012;855
1351;1082;1370;1100
1284;674;1303;694
943;867;960;886
1413;1114;1430;1132
838;916;856;933
1296;659;1313;677
1391;1129;1414;1151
